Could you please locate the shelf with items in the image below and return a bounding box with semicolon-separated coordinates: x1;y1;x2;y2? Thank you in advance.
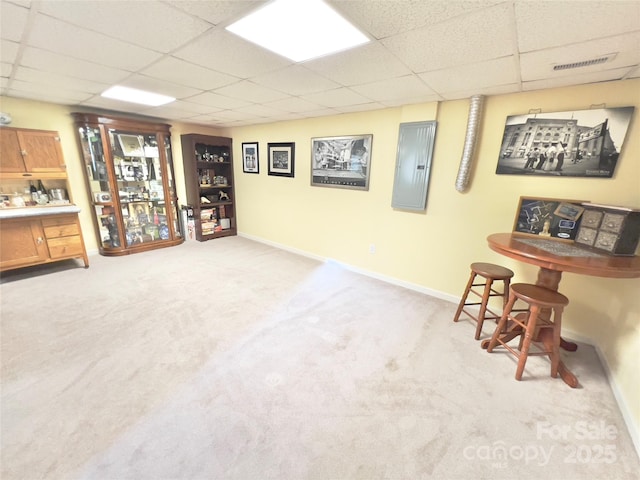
181;134;236;241
73;113;183;256
0;126;89;272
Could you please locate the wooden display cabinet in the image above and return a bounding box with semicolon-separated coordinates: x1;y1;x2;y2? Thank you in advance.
72;113;183;256
180;134;236;241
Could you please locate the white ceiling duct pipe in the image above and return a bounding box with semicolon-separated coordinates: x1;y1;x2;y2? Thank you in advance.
455;95;484;192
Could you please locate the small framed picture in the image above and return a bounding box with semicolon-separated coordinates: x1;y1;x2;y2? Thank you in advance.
242;142;259;174
268;142;295;178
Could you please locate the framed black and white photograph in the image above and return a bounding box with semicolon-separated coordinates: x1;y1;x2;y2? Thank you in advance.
495;106;634;178
268;142;295;177
242;142;259;174
311;134;373;190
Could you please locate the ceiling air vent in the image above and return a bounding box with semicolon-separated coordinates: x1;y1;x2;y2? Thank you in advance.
553;55;612;71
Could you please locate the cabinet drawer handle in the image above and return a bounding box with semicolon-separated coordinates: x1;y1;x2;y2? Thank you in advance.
21;150;28;156
37;237;43;245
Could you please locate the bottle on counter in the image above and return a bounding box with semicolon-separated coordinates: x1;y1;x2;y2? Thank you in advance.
29;182;38;203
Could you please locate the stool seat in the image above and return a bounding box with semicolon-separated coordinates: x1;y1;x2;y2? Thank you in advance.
487;283;569;382
454;262;514;340
509;284;569;308
470;262;515;280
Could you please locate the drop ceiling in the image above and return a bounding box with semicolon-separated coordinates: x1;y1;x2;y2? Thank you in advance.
1;0;639;128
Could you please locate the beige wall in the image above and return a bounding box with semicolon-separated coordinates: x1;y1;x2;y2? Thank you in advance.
223;79;640;440
1;78;639;441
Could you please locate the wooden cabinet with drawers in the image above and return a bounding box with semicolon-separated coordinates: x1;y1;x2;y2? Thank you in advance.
0;214;89;272
575;203;640;256
1;126;89;272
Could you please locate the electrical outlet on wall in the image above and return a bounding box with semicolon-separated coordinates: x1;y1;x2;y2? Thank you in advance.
369;243;376;254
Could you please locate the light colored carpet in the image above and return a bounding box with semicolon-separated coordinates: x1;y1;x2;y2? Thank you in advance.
1;237;638;479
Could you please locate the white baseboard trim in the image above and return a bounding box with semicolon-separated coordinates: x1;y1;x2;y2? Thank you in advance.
238;231;638;458
238;232;459;304
593;344;640;459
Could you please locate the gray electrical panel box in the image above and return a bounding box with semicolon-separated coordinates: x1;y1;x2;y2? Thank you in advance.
391;121;437;211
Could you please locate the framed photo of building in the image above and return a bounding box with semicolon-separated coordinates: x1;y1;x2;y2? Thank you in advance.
495;106;634;178
268;142;294;178
311;134;373;190
242;142;259;174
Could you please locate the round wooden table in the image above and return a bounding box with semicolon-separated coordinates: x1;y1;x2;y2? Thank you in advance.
484;233;640;387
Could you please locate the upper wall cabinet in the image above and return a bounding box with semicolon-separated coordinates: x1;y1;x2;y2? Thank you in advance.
0;127;67;178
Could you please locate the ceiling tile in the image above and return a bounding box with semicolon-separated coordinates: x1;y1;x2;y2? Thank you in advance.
350;75;437;103
166;1;262;25
265;97;325;114
522;67;639;92
301;87;372;108
21;47;130;84
0;1;29;42
213;80;289;103
419;56;519;94
173;29;291;79
1;0;639;127
14;65;109;93
8;78;94;103
184;91;251;110
303;42;412;86
234;103;288;118
141;104;202;120
147;99;221;116
250;65;340;96
333;0;502;39
141;57;240;91
1;39;19;65
1;62;13;78
27;14;162;70
333;102;388;114
516;1;640;53
77;96;157;115
120;74;204;99
382;2;515;72
37;0;212;53
520;32;640;82
438;83;520;101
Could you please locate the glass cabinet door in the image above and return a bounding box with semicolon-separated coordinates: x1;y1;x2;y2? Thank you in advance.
75;114;182;256
77;125;120;250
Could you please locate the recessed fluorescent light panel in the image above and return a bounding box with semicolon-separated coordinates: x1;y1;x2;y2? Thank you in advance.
226;0;370;62
101;86;175;106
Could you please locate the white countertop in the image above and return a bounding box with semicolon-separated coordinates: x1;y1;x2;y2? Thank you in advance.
0;204;81;219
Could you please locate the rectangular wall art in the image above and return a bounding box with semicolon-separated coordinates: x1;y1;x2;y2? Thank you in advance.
268;142;294;178
495;106;634;178
311;135;373;190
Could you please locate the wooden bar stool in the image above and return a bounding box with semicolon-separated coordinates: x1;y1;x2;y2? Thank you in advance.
453;262;514;340
487;283;569;381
